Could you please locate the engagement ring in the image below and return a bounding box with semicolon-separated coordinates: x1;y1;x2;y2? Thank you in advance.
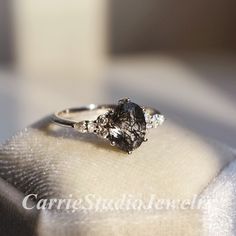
52;98;165;154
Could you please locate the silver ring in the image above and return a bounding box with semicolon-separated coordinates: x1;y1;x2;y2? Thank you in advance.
52;98;165;154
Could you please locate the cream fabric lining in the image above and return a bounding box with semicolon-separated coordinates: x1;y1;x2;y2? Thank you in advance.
0;117;235;235
200;158;236;236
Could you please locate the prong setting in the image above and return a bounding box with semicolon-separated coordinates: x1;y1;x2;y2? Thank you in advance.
110;141;116;146
118;97;131;104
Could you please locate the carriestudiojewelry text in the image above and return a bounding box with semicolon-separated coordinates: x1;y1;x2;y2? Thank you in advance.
22;194;206;212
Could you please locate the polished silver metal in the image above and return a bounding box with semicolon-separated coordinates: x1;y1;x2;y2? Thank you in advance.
52;104;116;129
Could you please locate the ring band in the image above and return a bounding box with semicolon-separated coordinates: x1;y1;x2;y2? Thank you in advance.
52;98;165;154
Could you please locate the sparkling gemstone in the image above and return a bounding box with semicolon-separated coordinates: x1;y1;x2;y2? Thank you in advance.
97;115;108;126
99;128;109;138
145;113;165;128
87;121;97;133
152;114;165;127
74;122;87;133
107;101;146;152
144;112;153;129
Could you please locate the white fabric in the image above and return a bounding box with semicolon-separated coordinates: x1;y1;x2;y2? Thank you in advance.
0;116;235;235
200;158;236;236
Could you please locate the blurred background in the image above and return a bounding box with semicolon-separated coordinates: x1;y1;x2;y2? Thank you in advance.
0;0;236;149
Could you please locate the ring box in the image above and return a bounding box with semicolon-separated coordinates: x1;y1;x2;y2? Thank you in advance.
0;116;235;235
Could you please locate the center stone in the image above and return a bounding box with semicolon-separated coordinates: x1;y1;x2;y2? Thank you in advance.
107;101;146;152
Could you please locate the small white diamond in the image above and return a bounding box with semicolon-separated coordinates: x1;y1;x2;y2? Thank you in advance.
97;115;108;126
144;113;152;123
74;122;87;133
152;114;165;128
87;121;96;133
99;128;109;138
145;112;153;129
146;123;153;129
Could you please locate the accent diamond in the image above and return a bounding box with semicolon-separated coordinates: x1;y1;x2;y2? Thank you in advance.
152;114;165;128
74;122;87;133
87;121;97;133
145;113;165;128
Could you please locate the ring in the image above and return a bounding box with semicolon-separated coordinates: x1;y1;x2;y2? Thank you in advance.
52;98;165;154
